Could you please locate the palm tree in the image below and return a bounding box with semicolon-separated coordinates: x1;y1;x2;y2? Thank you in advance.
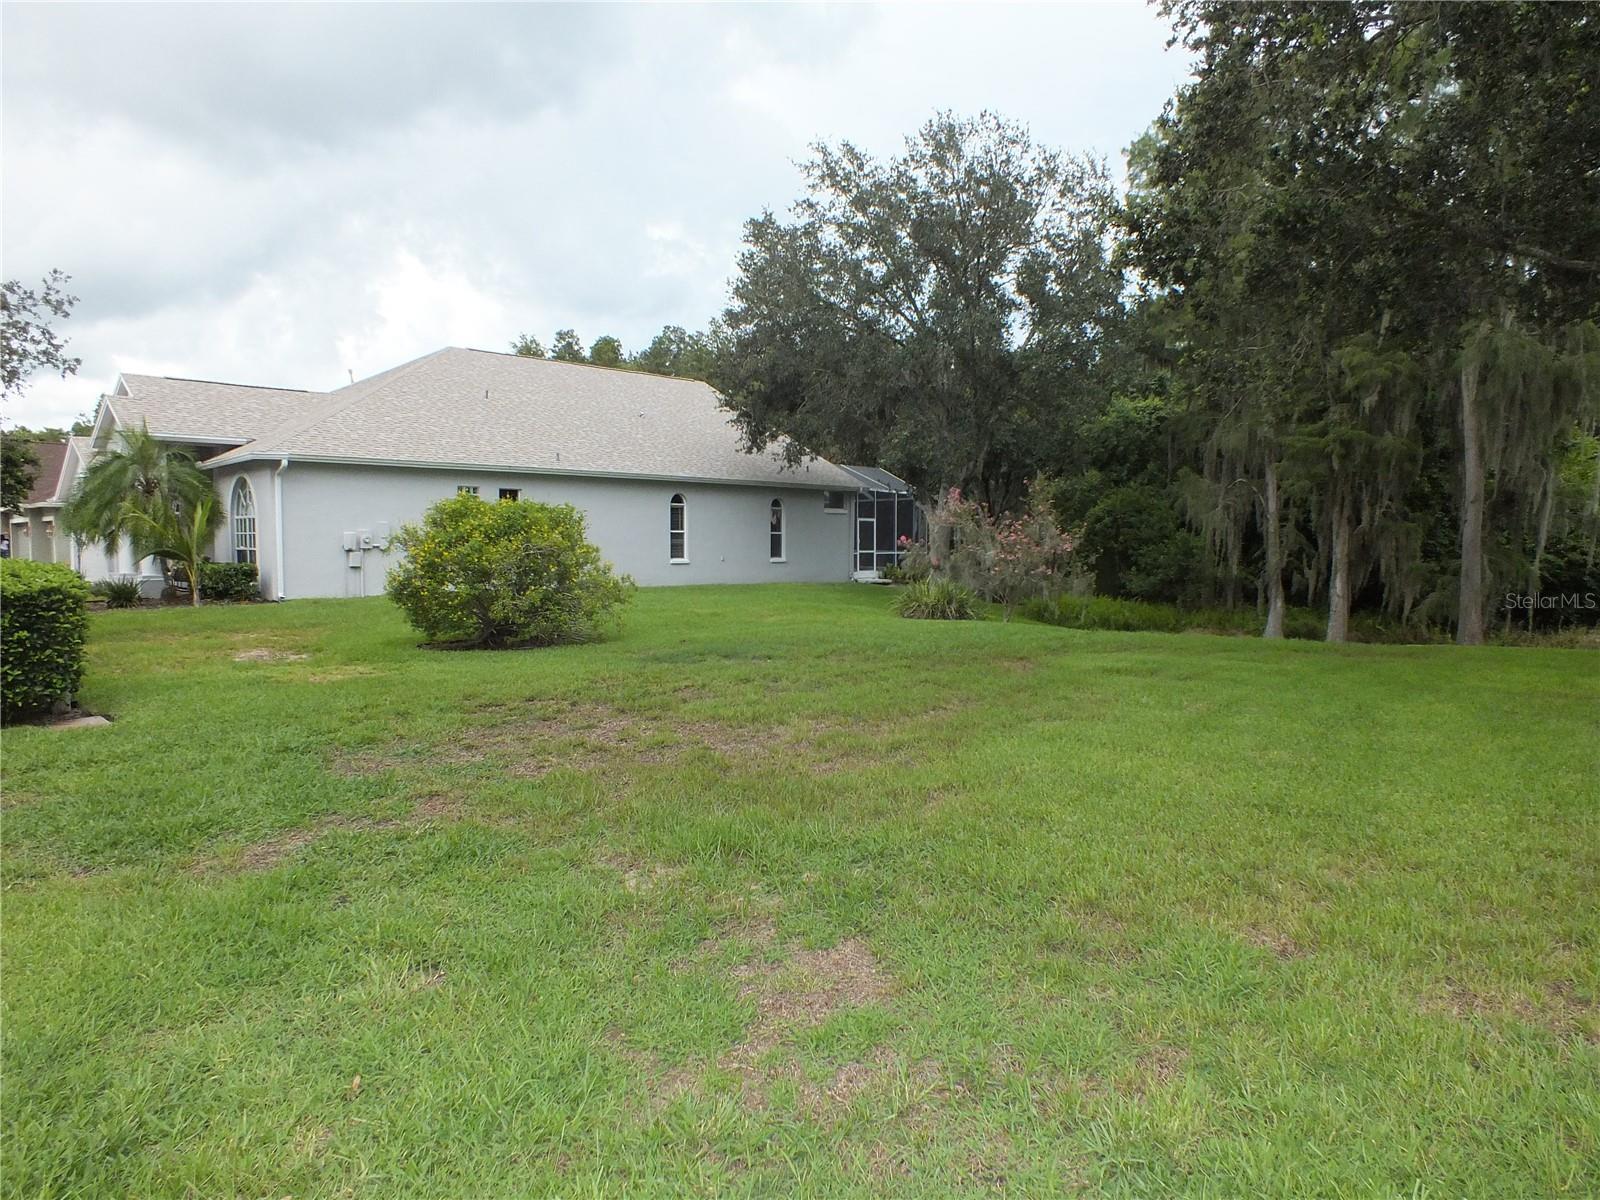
62;423;216;558
119;495;216;607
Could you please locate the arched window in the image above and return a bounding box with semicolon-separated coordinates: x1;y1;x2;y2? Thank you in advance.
769;499;785;562
668;493;687;562
231;478;258;565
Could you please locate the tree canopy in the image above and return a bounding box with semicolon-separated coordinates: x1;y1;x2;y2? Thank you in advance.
2;270;81;404
1123;1;1600;641
713;111;1125;512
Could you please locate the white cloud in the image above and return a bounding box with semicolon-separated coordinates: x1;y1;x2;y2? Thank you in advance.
1;3;1193;431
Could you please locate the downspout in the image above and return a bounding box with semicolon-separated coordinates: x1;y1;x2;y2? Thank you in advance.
273;458;289;600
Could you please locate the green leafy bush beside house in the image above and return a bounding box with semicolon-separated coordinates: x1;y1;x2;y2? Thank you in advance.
198;562;260;602
386;494;634;648
1;560;91;721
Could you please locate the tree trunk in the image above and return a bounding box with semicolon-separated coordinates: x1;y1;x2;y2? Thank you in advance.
189;563;202;607
1326;492;1352;643
1225;531;1242;610
1457;366;1486;645
924;495;954;579
1528;468;1555;634
1263;459;1286;639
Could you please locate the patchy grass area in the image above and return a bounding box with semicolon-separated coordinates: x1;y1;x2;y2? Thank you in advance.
2;585;1596;1198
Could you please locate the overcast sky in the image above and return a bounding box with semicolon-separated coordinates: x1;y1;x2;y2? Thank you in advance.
2;2;1192;430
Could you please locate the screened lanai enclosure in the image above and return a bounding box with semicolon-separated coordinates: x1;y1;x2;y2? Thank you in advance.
840;466;921;580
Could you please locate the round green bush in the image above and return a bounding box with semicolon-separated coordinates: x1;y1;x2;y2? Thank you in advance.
1;559;92;721
386;494;635;648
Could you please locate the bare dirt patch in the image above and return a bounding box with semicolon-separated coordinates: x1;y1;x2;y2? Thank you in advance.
331;699;901;781
301;667;382;683
1242;925;1308;960
190;791;480;874
190;814;397;874
233;647;310;663
1428;979;1599;1043
598;852;687;894
408;792;470;823
629;922;907;1117
1122;1043;1189;1099
719;935;895;1106
404;962;448;990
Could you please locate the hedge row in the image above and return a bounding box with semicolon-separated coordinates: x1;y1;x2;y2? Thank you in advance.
1;560;91;721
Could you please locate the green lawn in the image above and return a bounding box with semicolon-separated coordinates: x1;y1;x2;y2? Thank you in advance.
3;585;1597;1198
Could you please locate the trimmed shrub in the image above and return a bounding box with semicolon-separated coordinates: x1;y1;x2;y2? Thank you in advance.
1;560;91;721
198;561;260;602
894;578;979;621
91;575;143;608
387;494;635;648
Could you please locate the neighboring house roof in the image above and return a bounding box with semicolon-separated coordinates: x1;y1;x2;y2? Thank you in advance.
107;374;318;446
203;347;860;490
47;436;95;505
22;440;70;506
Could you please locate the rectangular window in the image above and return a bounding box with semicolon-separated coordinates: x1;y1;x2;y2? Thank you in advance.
457;485;479;496
769;500;785;562
498;488;520;502
822;490;848;513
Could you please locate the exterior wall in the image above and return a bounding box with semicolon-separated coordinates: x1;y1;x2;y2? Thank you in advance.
211;464;282;598
7;516;31;561
71;538;116;582
8;511;72;566
275;462;854;599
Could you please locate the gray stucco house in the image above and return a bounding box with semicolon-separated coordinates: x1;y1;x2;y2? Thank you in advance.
49;347;914;599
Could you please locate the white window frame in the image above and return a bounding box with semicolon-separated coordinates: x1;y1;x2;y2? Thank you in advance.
769;498;786;563
822;490;848;513
231;477;258;565
457;485;480;496
669;493;688;563
498;487;520;502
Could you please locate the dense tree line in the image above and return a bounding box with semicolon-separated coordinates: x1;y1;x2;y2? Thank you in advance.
509;324;722;381
1124;1;1600;643
708;3;1599;641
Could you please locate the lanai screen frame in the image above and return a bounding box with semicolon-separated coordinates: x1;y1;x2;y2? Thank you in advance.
841;466;920;575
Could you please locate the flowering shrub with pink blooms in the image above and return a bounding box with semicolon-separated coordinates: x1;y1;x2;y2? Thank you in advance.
888;534;932;583
922;483;1074;620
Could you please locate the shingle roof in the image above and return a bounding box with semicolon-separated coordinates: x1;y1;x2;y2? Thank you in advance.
109;375;319;445
21;440;70;505
203;348;859;490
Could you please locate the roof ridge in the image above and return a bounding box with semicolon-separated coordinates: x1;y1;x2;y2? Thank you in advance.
453;345;709;387
133;375;315;393
204;347;455;467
